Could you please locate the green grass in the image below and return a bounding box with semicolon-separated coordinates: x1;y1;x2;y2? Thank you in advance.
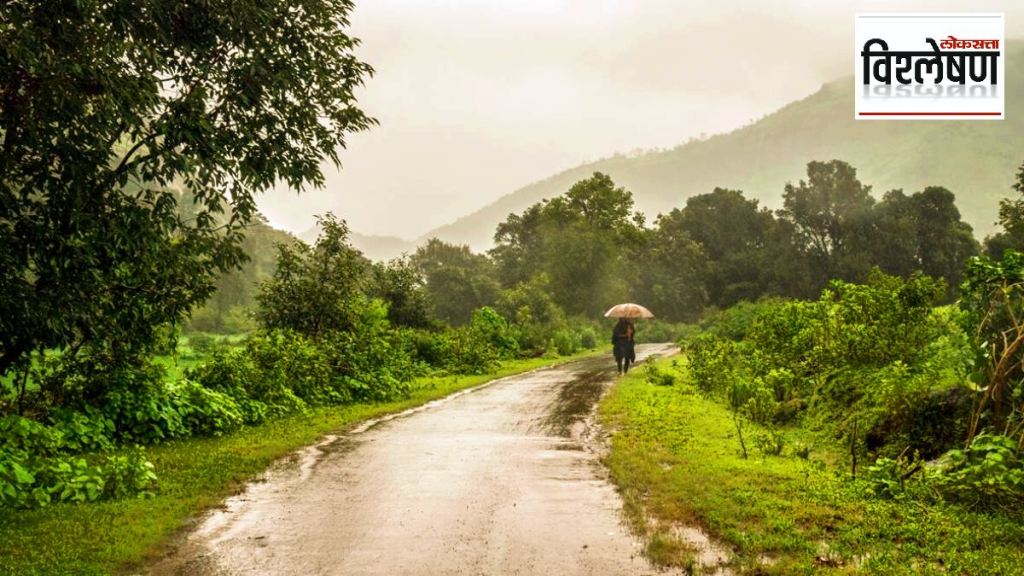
0;350;601;576
599;357;1024;575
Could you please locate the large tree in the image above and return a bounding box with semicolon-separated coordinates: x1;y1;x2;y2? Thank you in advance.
870;187;978;296
0;1;374;375
256;214;369;338
778;160;876;284
630;216;708;322
368;257;434;329
411;239;499;326
491;172;643;316
661;187;808;306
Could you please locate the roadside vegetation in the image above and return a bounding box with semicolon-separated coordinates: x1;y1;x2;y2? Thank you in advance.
0;351;596;576
601;355;1024;574
598;164;1024;573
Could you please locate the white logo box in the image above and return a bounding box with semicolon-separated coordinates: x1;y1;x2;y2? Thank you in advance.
855;13;1005;120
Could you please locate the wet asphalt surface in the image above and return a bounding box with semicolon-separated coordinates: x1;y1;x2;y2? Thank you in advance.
148;344;677;576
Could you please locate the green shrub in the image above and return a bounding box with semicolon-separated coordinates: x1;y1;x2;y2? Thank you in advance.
48;408;114;453
865;457;906;499
551;329;580;356
189;319;418;415
579;326;598;350
934;433;1024;508
243;330;328;410
634;320;691;344
683;333;738;394
471;307;519;357
643;364;677;387
740;378;778;425
186;347;269;424
744;300;816;378
172;380;244;436
753;429;786;457
185;333;219;357
701;299;788;341
496;275;567;352
403;328;455;367
101;447;158;500
686;270;969;460
0;415;63;458
0;455;42;508
0;422;157;509
448;326;502;374
436;307;526;374
323;331;414;402
102;387;189;444
36;457;105;505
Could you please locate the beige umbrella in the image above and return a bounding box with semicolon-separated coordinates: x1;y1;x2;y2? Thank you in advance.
604;303;654;319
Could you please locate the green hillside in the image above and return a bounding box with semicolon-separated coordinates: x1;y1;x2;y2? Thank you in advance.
421;44;1024;250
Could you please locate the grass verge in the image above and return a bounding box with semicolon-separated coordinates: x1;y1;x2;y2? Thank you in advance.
0;350;602;576
598;357;1024;575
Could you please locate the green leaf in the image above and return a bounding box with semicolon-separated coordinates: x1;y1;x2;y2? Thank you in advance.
12;463;34;485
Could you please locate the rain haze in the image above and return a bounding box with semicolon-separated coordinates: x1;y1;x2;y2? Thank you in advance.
256;0;1024;240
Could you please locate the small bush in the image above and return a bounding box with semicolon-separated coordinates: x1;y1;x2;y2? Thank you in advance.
684;333;737;394
448;326;502;374
634;320;691;344
551;329;580;356
185;333;219;357
48;408;115;453
471;307;519;357
740;379;778;425
0;436;158;509
104;379;192;440
643;364;677;387
173;380;244;436
36;457;105;505
579;326;598;350
933;433;1024;508
701;299;788;341
186;347;268;424
403;328;454;367
0;415;63;458
753;430;786;457
102;447;158;500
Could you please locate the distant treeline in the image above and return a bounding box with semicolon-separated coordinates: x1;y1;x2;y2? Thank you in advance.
194;159;1012;329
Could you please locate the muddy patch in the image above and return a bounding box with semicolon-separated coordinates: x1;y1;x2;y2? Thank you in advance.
543;367;612;437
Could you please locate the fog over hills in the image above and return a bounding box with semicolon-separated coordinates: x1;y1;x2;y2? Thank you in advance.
298;226;416;261
322;44;1024;261
414;49;1024;253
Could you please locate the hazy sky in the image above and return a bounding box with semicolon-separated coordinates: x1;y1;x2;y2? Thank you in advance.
256;0;1024;239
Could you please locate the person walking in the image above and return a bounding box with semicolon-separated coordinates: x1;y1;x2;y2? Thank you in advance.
611;318;636;374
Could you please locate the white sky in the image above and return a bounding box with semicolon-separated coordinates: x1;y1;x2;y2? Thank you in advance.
257;0;1024;239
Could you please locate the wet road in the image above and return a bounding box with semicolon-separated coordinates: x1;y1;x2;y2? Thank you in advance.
149;344;677;576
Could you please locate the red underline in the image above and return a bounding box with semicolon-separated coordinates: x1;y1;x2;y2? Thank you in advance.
859;112;1002;116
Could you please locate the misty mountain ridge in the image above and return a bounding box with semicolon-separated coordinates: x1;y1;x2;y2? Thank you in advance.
312;44;1024;259
297;225;417;261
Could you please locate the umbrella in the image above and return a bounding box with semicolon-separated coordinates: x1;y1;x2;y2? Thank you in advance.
604;303;654;319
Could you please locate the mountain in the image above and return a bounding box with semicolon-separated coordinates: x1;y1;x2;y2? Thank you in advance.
298;225;415;261
419;44;1024;251
349;232;416;261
